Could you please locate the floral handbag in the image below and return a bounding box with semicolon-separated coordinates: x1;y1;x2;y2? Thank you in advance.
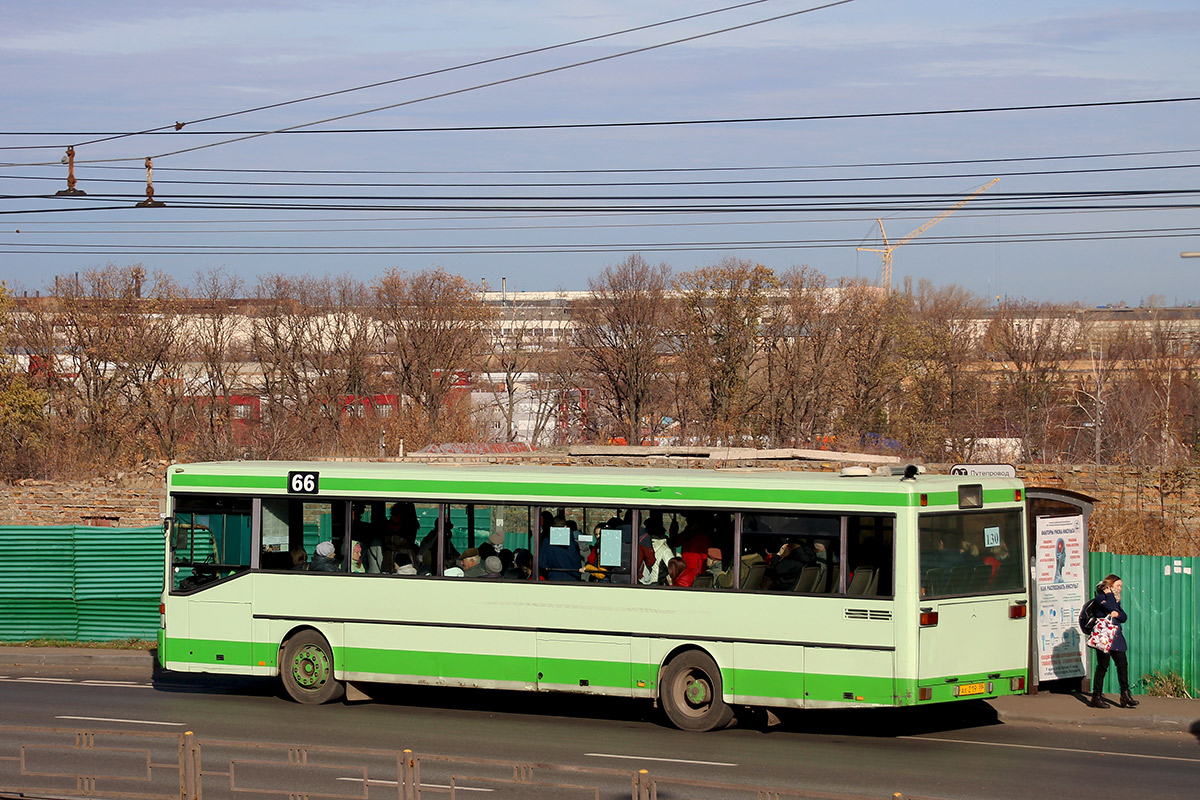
1086;617;1117;653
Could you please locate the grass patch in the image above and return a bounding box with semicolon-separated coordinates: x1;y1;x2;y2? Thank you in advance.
1142;670;1193;699
0;638;155;650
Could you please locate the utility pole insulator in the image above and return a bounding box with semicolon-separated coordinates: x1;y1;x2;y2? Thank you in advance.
55;146;87;197
136;156;166;208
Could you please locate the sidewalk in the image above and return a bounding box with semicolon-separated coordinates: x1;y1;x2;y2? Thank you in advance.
2;646;1197;734
987;691;1200;734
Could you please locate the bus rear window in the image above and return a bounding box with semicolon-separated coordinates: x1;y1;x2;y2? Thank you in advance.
919;510;1023;597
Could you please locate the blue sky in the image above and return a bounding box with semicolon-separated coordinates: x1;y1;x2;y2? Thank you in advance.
3;0;1199;303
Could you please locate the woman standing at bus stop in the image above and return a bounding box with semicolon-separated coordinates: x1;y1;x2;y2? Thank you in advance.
1090;574;1139;709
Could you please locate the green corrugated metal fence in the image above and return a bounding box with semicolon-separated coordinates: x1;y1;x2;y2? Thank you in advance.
2;523;1196;683
0;526;164;642
1088;553;1199;696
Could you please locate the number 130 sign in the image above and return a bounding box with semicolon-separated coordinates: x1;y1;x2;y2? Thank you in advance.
287;471;320;494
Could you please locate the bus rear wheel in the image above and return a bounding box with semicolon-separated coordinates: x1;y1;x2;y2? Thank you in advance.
660;651;734;732
281;630;344;704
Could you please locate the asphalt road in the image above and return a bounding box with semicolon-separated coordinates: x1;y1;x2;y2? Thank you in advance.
1;661;1197;800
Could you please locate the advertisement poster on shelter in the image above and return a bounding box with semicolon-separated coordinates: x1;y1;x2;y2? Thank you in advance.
1034;515;1087;682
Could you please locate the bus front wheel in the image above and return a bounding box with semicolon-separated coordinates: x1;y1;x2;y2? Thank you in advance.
660;651;734;732
281;630;344;704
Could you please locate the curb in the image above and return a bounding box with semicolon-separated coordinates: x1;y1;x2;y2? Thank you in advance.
0;648;155;668
991;702;1198;734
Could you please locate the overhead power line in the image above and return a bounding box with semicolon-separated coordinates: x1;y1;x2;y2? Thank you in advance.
57;0;802;150
4;225;1199;257
4;96;1199;161
10;145;1199;172
11;188;1196;202
30;1;856;165
5;159;1199;188
1;95;1194;149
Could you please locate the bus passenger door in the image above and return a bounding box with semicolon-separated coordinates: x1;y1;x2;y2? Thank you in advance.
536;633;632;697
170;503;255;673
184;586;254;673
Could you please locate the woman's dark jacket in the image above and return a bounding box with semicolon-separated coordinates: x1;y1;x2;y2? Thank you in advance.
1094;588;1128;652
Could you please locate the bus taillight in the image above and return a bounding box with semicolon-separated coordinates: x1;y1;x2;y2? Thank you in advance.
1014;489;1023;501
1011;676;1026;692
919;609;938;626
1009;602;1027;619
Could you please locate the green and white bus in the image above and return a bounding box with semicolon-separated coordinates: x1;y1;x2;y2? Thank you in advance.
159;461;1029;731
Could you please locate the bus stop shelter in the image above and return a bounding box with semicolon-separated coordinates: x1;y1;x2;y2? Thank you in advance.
1025;487;1097;693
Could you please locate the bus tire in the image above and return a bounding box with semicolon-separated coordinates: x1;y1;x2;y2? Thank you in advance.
660;650;734;732
281;630;344;704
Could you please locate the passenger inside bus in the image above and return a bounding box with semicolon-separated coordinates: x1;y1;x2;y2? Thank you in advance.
505;548;533;580
310;541;339;572
539;514;582;581
666;557;686;586
763;537;817;591
638;512;674;585
392;550;418;575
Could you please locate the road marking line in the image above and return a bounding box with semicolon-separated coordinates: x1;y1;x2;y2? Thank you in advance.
899;736;1200;764
336;778;492;792
56;716;185;727
95;683;153;689
78;681;153;688
585;753;737;767
0;678;153;689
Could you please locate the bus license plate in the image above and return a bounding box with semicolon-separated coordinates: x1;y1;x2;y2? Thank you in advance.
957;682;986;697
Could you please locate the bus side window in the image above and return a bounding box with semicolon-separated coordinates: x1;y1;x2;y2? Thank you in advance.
845;516;894;597
260;498;338;572
445;503;534;579
740;512;839;593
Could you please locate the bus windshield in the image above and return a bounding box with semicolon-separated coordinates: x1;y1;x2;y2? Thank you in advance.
918;510;1023;597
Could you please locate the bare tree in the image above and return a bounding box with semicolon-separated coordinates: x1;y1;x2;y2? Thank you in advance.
573;255;672;445
34;265;152;471
831;280;908;449
119;272;193;461
894;280;992;461
984;300;1087;462
373;268;492;447
483;291;571;444
247;274;379;458
533;340;585;446
762;267;843;447
1118;314;1196;467
189;268;249;460
671;259;778;445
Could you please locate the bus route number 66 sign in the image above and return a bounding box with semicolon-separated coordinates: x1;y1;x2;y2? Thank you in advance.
288;471;320;494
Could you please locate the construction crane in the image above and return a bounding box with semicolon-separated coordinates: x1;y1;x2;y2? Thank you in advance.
858;177;998;291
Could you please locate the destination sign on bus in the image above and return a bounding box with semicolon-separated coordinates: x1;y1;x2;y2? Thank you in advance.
950;464;1017;478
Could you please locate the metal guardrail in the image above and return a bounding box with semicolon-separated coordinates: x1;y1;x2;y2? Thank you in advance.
0;726;949;800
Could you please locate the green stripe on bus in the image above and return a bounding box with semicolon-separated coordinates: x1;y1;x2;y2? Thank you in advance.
166;635;923;705
342;646;535;684
172;473;284;490
163;636;255;667
729;667;895;704
172;473;937;509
